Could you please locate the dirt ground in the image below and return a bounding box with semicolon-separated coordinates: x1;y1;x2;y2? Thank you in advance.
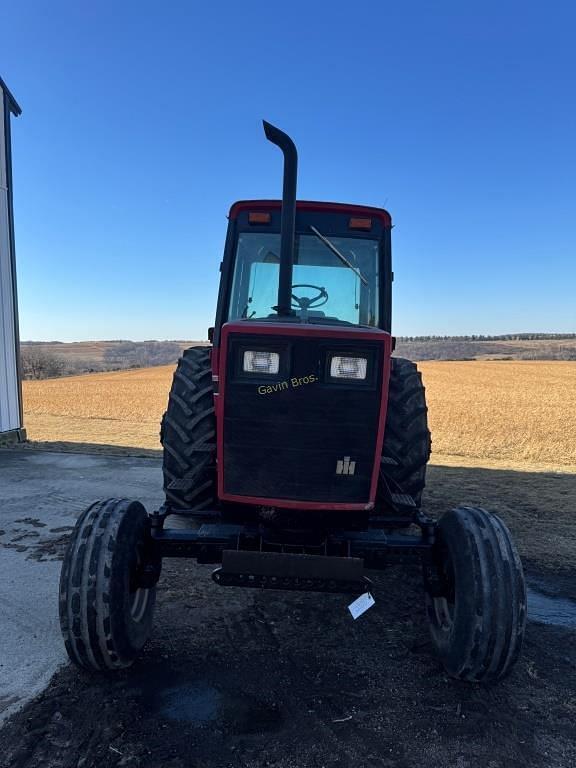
1;455;575;768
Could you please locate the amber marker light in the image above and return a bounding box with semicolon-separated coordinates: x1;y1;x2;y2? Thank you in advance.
349;217;372;230
249;211;271;224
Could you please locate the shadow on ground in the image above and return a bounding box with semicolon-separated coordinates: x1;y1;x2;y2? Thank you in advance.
426;463;576;571
1;452;575;768
10;440;162;458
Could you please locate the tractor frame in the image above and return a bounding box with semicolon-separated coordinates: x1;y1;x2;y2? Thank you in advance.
140;503;440;595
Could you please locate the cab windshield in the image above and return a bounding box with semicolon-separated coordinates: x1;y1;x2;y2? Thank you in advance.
227;232;380;326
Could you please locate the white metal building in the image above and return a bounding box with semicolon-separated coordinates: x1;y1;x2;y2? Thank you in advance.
0;77;24;443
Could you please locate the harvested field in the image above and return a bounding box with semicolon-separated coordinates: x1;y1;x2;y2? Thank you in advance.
22;360;576;471
23;366;170;449
422;360;576;469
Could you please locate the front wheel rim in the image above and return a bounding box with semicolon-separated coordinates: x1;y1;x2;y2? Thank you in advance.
129;540;152;623
430;542;456;632
432;596;454;631
130;587;150;622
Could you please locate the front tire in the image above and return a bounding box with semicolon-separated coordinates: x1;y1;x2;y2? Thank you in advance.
426;506;526;682
59;498;156;671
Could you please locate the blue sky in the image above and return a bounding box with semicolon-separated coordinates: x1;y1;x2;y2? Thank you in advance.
2;1;575;341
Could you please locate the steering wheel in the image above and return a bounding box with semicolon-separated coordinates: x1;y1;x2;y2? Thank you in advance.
291;284;329;311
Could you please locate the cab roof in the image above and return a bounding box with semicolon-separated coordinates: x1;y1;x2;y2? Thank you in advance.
228;200;392;227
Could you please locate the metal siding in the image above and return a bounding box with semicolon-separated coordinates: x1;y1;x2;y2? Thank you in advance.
0;91;21;433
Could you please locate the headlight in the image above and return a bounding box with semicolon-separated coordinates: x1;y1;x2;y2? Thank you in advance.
330;356;367;380
243;350;280;374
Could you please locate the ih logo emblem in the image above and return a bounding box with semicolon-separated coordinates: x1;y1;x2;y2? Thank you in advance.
336;456;356;476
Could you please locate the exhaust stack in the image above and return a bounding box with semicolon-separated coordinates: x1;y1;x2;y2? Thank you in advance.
263;120;297;316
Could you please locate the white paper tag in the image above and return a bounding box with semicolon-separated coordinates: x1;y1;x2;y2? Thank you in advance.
348;592;375;620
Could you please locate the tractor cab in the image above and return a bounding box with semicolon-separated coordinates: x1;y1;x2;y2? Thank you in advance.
212;122;392;345
221;200;391;331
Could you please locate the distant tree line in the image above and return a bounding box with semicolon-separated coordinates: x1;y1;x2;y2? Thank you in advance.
19;333;576;380
395;337;576;362
397;333;576;342
102;341;183;369
19;341;188;380
20;347;66;379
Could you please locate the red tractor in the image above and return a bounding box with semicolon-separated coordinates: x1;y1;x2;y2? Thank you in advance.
59;122;526;682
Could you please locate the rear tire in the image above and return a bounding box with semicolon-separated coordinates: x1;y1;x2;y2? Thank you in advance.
161;346;216;512
378;357;431;513
426;506;526;682
59;498;156;672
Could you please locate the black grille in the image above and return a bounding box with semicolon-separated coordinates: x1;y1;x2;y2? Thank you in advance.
223;332;384;503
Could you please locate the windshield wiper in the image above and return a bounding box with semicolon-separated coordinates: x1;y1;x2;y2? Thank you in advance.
309;225;368;286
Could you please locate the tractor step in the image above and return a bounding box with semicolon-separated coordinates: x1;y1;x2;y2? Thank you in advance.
212;550;367;593
390;492;417;509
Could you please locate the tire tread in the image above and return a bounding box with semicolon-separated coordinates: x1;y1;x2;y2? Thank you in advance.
59;498;155;672
161;346;216;511
428;505;526;682
378;357;431;513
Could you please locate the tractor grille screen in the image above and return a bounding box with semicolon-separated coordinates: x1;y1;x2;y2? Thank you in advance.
222;333;384;504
